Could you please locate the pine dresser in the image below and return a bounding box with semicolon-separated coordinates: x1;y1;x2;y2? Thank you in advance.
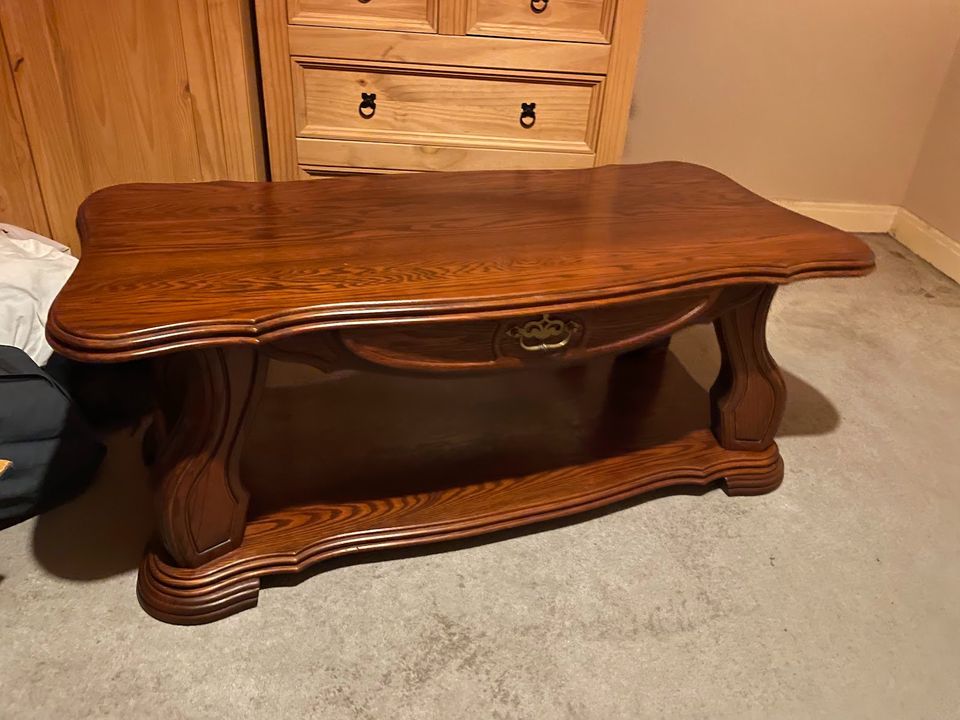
254;0;647;179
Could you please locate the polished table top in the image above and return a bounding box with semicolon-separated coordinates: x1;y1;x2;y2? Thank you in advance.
47;162;874;360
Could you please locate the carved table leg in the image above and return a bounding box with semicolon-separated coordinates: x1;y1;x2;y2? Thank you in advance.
137;347;265;623
710;287;787;495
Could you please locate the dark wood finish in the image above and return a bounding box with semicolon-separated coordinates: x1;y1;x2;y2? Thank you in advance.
45;162;874;624
152;347;265;566
138;352;783;624
265;287;761;374
342;291;720;372
46;162;873;361
710;287;787;452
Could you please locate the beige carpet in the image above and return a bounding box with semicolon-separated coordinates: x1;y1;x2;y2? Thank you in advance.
1;234;958;719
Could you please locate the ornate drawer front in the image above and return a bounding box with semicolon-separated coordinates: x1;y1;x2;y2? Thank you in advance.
465;0;616;44
335;292;720;373
288;0;438;34
291;60;602;154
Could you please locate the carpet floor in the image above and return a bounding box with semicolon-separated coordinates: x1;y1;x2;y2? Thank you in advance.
1;234;958;719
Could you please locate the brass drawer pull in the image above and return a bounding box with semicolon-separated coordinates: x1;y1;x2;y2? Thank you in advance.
519;102;536;129
530;0;549;14
507;314;579;353
358;92;377;119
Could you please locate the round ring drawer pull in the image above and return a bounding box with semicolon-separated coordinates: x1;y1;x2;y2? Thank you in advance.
519;102;537;129
530;0;549;14
358;92;377;119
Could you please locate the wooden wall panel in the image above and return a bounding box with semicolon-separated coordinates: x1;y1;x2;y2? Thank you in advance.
180;0;232;180
0;0;89;249
0;0;264;253
0;25;48;235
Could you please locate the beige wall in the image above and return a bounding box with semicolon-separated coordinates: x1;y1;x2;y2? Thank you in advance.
623;0;960;205
903;39;960;240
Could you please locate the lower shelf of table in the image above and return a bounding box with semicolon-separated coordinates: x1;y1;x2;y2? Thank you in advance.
138;349;784;624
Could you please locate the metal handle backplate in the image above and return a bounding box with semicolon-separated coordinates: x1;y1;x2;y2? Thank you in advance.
507;314;580;353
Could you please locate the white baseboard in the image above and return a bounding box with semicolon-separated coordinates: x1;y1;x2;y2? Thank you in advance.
891;208;960;284
773;200;899;233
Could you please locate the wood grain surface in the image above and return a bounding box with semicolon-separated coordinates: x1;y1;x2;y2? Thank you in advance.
465;0;616;44
286;24;611;74
0;0;263;252
264;286;759;374
288;0;439;34
594;0;646;164
47;162;874;361
711;287;787;451
256;0;641;179
295;135;597;173
0;25;49;236
292;59;601;153
153;347;265;567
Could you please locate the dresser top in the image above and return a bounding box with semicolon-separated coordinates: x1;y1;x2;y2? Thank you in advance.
47;162;874;360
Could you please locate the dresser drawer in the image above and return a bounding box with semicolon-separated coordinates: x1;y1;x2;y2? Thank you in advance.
292;60;601;154
296;138;596;172
287;25;611;75
288;0;438;33
334;292;721;373
466;0;616;44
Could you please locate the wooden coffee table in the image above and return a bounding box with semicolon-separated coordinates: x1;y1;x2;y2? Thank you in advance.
47;163;874;624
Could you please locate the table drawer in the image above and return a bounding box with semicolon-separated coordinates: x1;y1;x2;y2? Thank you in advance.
337;292;720;373
288;0;438;33
466;0;616;44
292;60;602;154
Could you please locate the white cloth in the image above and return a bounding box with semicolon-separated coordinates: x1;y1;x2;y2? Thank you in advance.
0;223;78;365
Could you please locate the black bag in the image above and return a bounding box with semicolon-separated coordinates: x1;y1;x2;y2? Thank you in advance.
0;346;105;527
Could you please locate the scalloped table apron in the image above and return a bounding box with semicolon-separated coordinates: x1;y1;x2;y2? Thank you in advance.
47;163;875;624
